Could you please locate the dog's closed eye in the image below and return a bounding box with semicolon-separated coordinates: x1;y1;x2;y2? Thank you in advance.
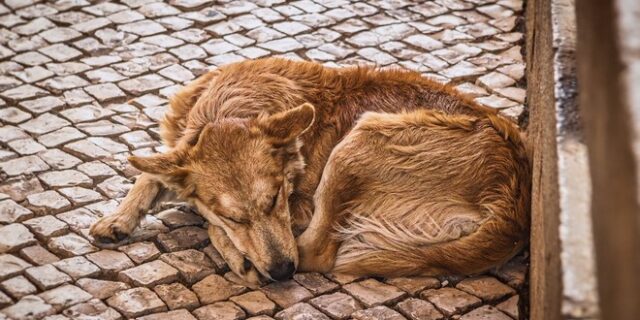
267;186;281;213
218;212;247;225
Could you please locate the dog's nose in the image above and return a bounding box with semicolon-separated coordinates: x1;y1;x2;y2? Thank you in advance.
268;260;296;281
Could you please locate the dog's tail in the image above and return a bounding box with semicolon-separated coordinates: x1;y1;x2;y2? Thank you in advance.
332;210;526;277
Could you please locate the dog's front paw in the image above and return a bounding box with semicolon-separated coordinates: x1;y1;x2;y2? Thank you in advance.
227;264;265;289
296;233;335;273
89;214;135;246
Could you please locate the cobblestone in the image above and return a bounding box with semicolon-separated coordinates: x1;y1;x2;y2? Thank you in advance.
154;282;200;310
24;264;71;290
118;260;179;287
53;256;100;280
19;245;59;266
106;287;167;318
0;1;527;318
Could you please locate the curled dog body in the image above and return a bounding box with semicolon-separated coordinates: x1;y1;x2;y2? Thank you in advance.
90;58;530;283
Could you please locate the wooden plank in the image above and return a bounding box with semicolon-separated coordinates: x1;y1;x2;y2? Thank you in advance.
525;0;563;318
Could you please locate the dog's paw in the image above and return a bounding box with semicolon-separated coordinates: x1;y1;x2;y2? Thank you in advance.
225;256;266;286
227;265;266;289
89;214;134;246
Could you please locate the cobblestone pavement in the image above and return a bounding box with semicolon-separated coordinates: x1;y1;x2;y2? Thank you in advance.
0;0;527;319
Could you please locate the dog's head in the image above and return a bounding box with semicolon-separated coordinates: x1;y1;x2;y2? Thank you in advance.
129;103;315;281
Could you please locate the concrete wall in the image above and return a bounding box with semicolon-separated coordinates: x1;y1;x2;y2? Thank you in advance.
576;0;640;319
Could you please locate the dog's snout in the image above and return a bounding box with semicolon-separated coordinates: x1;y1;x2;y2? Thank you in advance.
268;260;296;281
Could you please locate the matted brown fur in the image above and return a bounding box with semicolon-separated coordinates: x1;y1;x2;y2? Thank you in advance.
90;57;531;283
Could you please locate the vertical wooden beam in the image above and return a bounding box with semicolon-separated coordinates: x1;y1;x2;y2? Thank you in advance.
575;0;640;319
525;0;562;318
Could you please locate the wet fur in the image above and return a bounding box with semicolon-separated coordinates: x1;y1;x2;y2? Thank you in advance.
91;57;530;279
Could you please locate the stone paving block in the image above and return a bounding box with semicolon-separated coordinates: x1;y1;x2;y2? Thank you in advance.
496;294;519;319
38;149;82;170
397;298;444;320
309;292;362;320
455;276;516;302
192;274;247;305
76;120;130;137
62;298;122;320
19;245;60;266
76;161;117;178
107;287;167;318
0;107;31;124
0;125;29;144
0;154;50;176
24;264;71;290
56;208;98;233
490;259;527;289
421;288;482;317
275;302;330;320
154;282;200;310
76;278;130;300
26;190;72;213
1;295;56;319
459;305;511;320
86;250;135;276
343;279;407;308
155;208;204;228
0;276;37;300
324;273;363;285
39;284;93;311
157;226;210;252
59;187;103;205
48;232;98;257
7;138;46;155
159;249;216;284
20;96;65;114
53;256;101;280
0;223;36;253
118;260;179;287
38;127;86;147
351;305;406;320
0;199;33;224
11;52;52;67
385;277;441;296
97;175;132;198
293;272;339;296
0;254;31;282
260;279;313;308
23;215;68;240
119;241;161;264
0;290;12;309
193;301;246;320
84;83;126;102
118;74;173;95
230;291;277;316
138;309;198;320
0;178;44;203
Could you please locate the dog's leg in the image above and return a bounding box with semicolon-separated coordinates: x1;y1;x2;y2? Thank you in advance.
90;173;162;243
208;225;263;285
296;191;340;272
297;147;357;273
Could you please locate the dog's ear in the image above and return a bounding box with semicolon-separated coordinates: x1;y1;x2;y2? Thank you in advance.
128;151;189;186
129;152;190;189
258;103;315;143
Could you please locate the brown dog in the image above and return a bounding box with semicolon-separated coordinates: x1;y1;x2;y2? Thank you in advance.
90;58;530;283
